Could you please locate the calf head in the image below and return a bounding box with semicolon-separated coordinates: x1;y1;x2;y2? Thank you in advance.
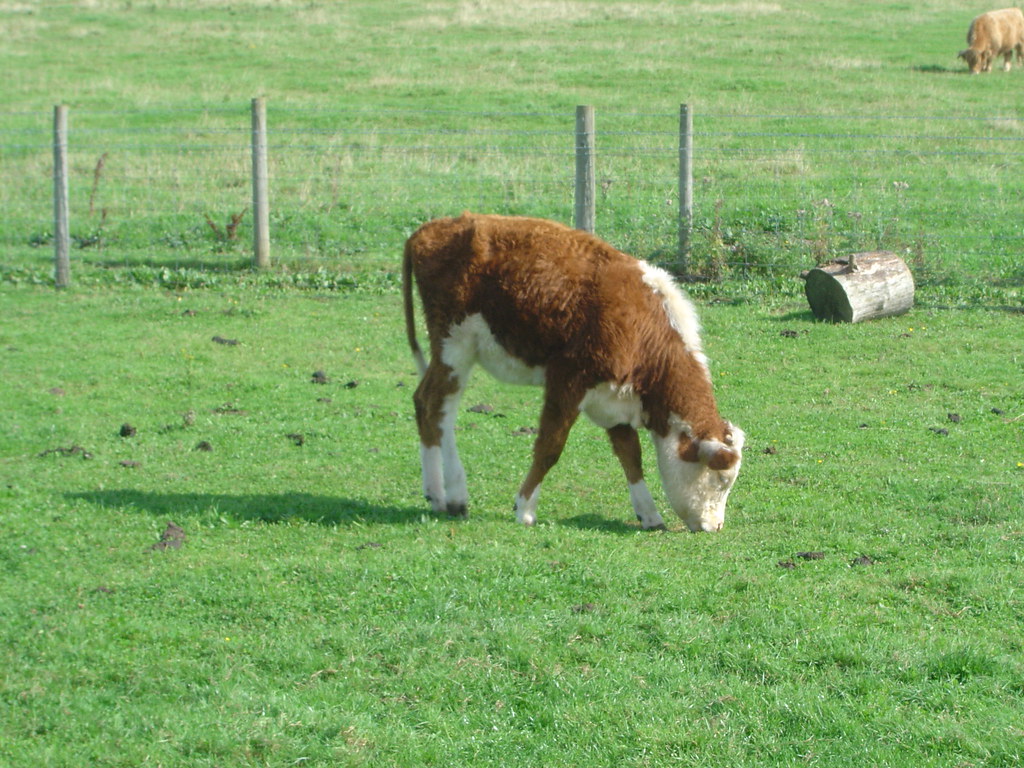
959;48;986;73
654;422;744;532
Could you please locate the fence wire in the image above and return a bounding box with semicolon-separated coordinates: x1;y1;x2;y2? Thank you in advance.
2;106;1023;288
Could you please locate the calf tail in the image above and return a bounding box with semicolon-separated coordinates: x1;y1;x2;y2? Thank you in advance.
402;238;428;377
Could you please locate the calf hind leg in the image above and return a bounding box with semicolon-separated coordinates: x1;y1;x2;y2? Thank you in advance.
413;360;470;517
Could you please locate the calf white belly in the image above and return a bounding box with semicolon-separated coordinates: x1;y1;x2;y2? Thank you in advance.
442;313;546;386
579;383;643;429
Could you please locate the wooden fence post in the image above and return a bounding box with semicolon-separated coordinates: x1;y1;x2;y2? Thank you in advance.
678;103;693;275
574;105;595;233
251;97;271;269
53;105;70;289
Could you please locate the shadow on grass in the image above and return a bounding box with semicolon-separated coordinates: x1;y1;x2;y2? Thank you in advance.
774;309;817;323
68;489;427;526
558;513;654;535
912;64;959;74
70;490;656;534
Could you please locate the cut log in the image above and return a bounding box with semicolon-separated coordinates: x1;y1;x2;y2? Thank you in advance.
802;251;915;323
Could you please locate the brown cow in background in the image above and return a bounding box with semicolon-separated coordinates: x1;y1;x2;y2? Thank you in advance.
959;8;1024;73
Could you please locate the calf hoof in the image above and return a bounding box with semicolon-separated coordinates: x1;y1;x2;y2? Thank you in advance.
446;502;468;519
425;494;447;514
643;523;669;532
513;504;536;526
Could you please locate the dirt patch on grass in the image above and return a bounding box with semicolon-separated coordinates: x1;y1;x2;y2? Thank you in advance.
151;522;186;551
38;445;92;459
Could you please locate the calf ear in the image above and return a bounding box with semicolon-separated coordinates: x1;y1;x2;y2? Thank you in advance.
697;440;741;471
679;433;743;468
704;444;741;471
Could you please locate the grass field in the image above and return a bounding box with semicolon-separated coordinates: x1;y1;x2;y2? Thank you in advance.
3;0;1024;294
2;283;1023;767
2;1;1023;766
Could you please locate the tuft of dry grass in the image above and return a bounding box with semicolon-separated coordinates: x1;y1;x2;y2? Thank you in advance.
690;1;782;14
412;0;682;29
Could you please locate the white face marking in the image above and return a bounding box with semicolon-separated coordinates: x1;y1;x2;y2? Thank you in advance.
652;423;744;532
580;382;643;430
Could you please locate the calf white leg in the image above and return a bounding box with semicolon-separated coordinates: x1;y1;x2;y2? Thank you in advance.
608;425;666;530
628;481;666;530
439;390;468;516
413;359;471;517
420;443;445;512
418;398;469;515
514;380;583;526
514;485;541;526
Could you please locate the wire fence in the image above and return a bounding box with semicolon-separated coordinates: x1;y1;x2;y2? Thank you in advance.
2;103;1024;290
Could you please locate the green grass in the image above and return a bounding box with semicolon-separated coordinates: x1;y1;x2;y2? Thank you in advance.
2;1;1024;765
2;282;1023;767
2;0;1024;296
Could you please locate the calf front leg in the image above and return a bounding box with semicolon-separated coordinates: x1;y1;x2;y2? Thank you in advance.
413;360;469;517
607;424;666;530
514;384;583;526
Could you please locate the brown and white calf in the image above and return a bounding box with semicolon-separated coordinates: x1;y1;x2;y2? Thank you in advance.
402;213;744;532
959;8;1024;73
